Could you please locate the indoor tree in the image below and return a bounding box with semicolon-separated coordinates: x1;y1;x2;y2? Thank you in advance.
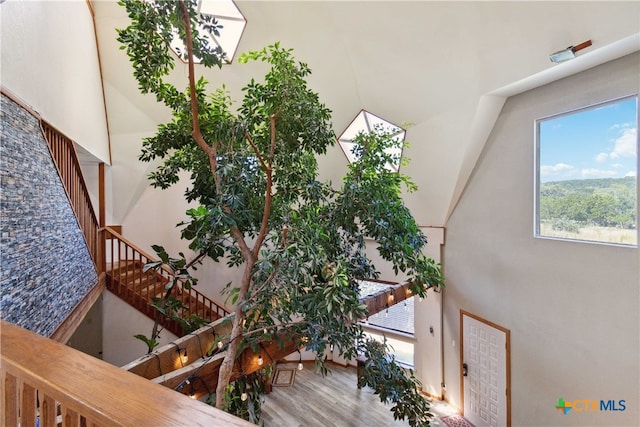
117;1;444;425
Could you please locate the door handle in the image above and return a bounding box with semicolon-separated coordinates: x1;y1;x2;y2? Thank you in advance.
462;362;468;377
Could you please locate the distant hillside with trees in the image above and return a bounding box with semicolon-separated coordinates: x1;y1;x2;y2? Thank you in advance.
539;176;637;235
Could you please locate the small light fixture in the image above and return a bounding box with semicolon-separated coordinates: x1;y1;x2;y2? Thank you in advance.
213;330;224;351
388;289;395;303
257;354;264;366
297;349;304;371
175;345;188;365
549;40;592;63
241;392;248;401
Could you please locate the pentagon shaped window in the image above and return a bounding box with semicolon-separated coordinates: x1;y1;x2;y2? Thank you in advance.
338;110;405;173
169;0;246;64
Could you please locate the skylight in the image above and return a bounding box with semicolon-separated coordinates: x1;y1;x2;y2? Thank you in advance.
170;0;246;64
338;110;405;172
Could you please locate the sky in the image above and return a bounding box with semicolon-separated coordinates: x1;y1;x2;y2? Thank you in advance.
538;96;638;183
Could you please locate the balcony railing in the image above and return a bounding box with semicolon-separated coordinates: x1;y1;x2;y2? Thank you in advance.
1;320;252;427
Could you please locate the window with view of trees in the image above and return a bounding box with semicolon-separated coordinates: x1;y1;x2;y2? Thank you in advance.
535;96;638;246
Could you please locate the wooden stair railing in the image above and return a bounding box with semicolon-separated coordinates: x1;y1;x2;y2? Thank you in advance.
40;121;100;269
0;320;252;427
103;227;230;337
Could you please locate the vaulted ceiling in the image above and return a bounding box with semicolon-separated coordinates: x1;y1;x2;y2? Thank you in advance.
90;0;640;226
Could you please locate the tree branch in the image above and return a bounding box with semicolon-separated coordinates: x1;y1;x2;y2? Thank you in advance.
252;115;277;257
178;0;252;263
244;131;270;172
177;0;220;192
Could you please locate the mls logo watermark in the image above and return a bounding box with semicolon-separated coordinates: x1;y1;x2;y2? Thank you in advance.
555;397;626;414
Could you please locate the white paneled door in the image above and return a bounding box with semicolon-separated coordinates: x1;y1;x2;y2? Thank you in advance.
462;312;510;427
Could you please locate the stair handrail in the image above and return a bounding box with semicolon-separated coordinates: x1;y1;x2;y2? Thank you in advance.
39;120;101;270
103;226;230;336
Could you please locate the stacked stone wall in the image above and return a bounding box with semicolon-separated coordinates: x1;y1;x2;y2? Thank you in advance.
1;94;97;336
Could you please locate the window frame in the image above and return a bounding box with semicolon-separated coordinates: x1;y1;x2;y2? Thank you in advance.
533;94;639;247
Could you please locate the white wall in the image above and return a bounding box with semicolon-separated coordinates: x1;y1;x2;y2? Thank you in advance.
102;290;178;367
443;53;639;426
1;0;110;163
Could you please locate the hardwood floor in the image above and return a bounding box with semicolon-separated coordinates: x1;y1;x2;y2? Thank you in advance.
261;362;455;427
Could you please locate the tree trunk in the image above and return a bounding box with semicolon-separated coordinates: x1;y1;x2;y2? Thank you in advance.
215;257;255;408
215;304;243;407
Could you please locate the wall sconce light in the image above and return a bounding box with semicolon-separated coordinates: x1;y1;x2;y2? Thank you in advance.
549;40;592;63
257;354;264;366
388;289;395;303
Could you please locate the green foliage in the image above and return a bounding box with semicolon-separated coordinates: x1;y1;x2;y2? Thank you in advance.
219;370;269;423
134;333;159;353
358;338;433;427
540;177;637;230
118;0;444;423
117;0;224;107
134;246;207;354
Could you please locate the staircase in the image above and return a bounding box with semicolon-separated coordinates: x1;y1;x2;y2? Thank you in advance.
38;117;230;339
104;227;230;337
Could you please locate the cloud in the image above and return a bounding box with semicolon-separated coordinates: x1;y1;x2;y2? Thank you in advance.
625;171;637;178
540;163;576;181
581;168;619;179
610;127;637;159
595;152;609;163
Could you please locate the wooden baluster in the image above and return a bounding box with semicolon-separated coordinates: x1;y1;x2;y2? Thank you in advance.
124;244;131;303
40;393;56;427
117;239;124;297
109;231;115;290
62;406;79;427
2;371;18;426
20;382;37;427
